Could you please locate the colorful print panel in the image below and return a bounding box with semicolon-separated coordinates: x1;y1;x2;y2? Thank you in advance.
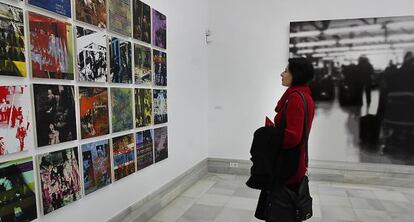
0;85;33;156
29;12;74;80
79;87;109;139
0;3;26;77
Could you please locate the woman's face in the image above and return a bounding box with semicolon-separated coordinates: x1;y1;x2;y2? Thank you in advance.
281;66;293;87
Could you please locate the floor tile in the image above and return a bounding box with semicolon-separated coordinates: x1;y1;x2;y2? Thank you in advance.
402;191;414;203
225;196;258;211
321;206;357;221
182;180;217;198
373;190;410;202
389;212;414;222
346;189;377;199
349;197;385;211
381;199;414;213
178;204;222;222
319;186;348;197
196;194;231;207
319;195;352;208
354;209;393;222
206;187;237;196
152;196;197;221
214;208;254;222
233;187;260;199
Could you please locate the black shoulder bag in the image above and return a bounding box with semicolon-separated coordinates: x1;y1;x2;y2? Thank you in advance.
264;91;313;222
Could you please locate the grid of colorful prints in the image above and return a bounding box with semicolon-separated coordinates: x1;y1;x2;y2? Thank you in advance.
0;1;169;216
112;133;135;181
0;2;26;77
0;157;37;222
109;37;132;84
111;88;133;133
28;12;74;80
153;49;167;86
81;140;111;195
38;147;81;215
79;87;109;139
76;26;107;82
132;0;151;44
135;88;152;128
154;126;167;163
0;85;32;156
153;89;167;124
108;0;132;37
152;9;166;49
134;44;152;85
33;84;77;147
136;129;153;171
28;0;71;18
75;0;107;29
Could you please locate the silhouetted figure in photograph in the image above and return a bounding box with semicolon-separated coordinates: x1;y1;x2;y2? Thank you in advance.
376;51;414;152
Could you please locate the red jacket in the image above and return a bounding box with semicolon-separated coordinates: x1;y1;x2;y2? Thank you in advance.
274;85;315;184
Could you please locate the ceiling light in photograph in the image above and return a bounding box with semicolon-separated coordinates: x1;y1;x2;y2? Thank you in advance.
297;49;314;54
324;24;382;35
290;30;321;38
387;20;414;30
388;33;414;41
340;36;385;44
315;46;350;53
296;40;336;48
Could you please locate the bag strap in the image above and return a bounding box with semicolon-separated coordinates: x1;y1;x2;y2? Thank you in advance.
271;91;310;188
295;91;309;168
281;91;310;167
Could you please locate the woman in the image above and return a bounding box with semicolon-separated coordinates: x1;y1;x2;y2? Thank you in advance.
255;57;315;221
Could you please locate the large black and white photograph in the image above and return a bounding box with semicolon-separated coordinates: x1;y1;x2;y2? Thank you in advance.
290;15;414;165
76;26;107;82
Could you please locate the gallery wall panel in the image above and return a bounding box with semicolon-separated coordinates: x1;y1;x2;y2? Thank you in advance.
0;0;168;220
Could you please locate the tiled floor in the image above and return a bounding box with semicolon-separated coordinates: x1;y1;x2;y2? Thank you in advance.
149;173;414;222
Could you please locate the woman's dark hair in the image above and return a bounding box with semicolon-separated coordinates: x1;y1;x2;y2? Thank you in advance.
288;58;314;86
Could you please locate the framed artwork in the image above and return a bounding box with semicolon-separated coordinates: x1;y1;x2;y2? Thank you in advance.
79;87;109;139
153;89;167;124
153;49;167;86
38;147;81;215
28;0;71;18
109;37;132;84
135;88;152;128
75;0;106;28
0;2;26;77
81;140;111;195
0;85;32;156
29;12;74;80
108;0;132;36
152;9;166;49
0;157;37;221
290;15;414;165
76;26;107;82
111;88;133;132
112;133;135;181
136;129;153;171
33;84;77;147
133;0;151;44
134;44;152;85
154;126;168;163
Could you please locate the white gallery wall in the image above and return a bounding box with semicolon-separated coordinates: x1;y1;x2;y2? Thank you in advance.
207;0;414;160
0;0;208;221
